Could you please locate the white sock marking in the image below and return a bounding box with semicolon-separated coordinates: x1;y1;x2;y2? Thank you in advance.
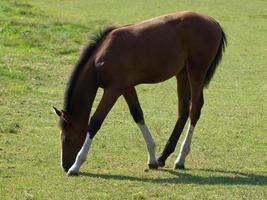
67;132;92;175
138;123;157;165
175;124;194;166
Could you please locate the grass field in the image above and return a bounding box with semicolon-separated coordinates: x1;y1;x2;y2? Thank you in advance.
0;0;266;199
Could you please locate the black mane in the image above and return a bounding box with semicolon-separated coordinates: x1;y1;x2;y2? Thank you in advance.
63;26;116;112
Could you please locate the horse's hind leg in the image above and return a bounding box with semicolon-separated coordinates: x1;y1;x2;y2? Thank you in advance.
174;64;205;169
123;87;158;169
157;68;190;167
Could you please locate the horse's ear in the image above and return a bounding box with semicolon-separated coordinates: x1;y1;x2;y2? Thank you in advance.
53;107;62;117
53;107;71;123
61;110;71;123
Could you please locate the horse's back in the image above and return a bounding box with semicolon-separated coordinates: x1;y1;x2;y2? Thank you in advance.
95;11;223;87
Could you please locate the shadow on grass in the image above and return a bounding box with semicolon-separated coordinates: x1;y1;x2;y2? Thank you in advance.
79;168;267;185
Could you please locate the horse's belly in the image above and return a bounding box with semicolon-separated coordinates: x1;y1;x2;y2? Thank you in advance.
130;62;184;85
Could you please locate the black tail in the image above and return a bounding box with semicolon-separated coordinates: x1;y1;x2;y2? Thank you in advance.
204;27;227;87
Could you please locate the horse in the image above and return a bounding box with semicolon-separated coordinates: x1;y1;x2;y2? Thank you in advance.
53;11;226;176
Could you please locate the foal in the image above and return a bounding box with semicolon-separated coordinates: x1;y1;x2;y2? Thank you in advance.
54;11;226;175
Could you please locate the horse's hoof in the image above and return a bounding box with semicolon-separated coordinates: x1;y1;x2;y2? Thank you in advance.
148;163;158;169
174;164;185;170
157;160;165;167
67;170;79;176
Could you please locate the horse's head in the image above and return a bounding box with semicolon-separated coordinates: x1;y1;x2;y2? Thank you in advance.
53;107;86;172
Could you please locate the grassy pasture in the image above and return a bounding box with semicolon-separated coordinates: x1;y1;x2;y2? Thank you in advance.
0;0;266;199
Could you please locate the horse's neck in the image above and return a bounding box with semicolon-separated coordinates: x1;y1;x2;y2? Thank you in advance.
68;66;98;123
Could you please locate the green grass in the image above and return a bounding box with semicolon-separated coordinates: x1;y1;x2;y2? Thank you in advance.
0;0;266;199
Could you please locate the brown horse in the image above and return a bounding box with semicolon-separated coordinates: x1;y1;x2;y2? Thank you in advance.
54;11;226;176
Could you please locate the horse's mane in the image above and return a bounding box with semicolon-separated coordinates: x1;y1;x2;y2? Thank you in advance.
64;26;117;112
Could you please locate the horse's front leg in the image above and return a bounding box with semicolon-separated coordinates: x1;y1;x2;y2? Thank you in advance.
67;87;121;176
123;87;158;169
67;132;92;175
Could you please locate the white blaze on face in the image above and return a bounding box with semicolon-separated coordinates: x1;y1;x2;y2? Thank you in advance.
60;131;63;168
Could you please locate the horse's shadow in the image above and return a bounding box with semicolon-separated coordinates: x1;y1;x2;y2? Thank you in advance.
79;168;267;185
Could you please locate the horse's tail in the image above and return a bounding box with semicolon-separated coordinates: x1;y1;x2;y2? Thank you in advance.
204;26;227;87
